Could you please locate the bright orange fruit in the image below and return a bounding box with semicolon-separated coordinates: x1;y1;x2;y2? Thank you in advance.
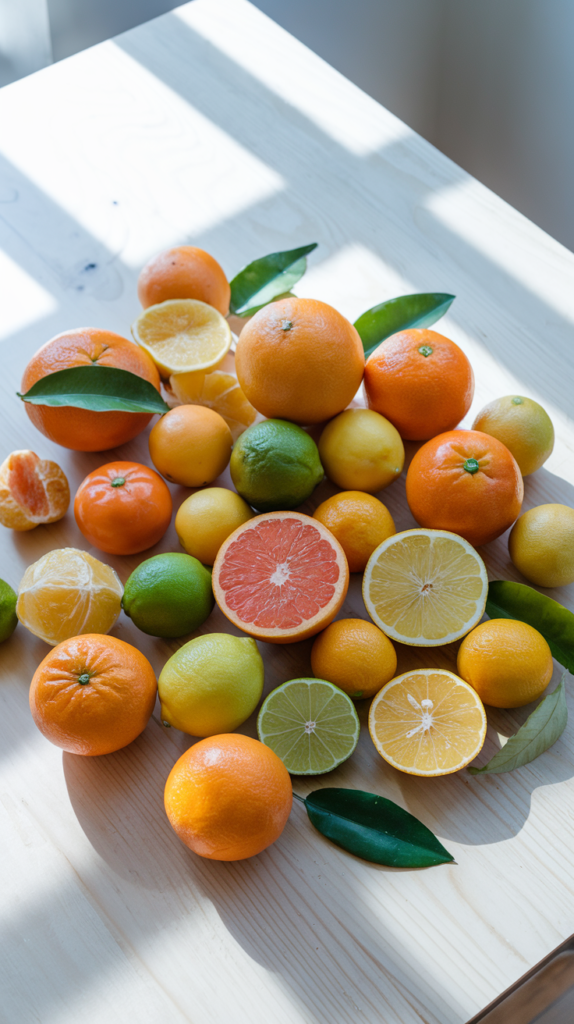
74;461;173;555
137;246;230;316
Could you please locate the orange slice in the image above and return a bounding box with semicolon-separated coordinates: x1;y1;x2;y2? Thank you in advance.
369;669;487;776
212;511;349;644
0;450;69;531
131;298;231;376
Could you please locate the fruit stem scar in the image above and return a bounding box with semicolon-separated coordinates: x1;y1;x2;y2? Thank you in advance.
111;477;126;488
511;396;524;405
418;345;433;357
78;673;91;685
281;319;293;331
162;720;171;727
463;457;480;474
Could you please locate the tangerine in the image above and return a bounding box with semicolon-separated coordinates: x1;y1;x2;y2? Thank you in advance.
74;461;173;555
137;246;230;316
0;450;69;531
21;328;161;451
312;491;396;572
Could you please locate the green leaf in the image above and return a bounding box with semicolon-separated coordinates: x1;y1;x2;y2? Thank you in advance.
486;580;574;673
18;365;169;415
468;675;567;775
354;292;455;358
229;243;318;316
303;788;453;867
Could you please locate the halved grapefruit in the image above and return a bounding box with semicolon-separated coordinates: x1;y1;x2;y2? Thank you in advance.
212;511;349;644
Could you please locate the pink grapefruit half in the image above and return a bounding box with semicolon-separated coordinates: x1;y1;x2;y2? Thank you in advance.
212;511;349;644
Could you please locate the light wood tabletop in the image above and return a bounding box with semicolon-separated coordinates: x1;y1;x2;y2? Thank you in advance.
1;2;574;1022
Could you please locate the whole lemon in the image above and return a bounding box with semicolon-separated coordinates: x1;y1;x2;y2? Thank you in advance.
158;632;264;736
318;409;404;493
313;491;395;572
509;503;574;587
175;487;255;565
311;618;397;699
149;405;233;487
472;395;554;476
230;419;323;513
457;618;553;707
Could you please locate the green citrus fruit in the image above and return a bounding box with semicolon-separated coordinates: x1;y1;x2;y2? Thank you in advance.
230;419;323;512
122;552;213;638
472;395;554;476
158;632;264;735
257;677;360;774
0;579;17;643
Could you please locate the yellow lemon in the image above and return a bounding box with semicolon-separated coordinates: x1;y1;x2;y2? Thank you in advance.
509;503;574;587
131;298;231;377
472;395;554;476
175;487;255;566
318;408;404;493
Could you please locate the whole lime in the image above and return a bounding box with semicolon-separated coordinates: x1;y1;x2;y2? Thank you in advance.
0;579;17;643
122;552;214;638
158;632;264;735
230;418;323;512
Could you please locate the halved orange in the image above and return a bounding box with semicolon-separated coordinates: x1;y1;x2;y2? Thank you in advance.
212;511;349;644
369;669;487;776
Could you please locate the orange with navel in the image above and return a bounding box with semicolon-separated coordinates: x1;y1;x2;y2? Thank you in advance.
21;328;161;451
137;246;230;316
74;461;173;555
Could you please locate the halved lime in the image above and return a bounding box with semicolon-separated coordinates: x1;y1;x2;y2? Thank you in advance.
257;678;360;775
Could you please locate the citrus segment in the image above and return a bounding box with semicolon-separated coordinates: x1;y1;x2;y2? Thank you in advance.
363;529;487;646
369;669;487;776
0;450;69;531
170;362;257;441
212;511;349;643
132;298;231;376
257;678;360;774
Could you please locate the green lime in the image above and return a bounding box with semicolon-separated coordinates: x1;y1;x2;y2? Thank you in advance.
257;678;360;775
122;553;213;638
0;579;17;643
230;419;323;513
158;632;264;736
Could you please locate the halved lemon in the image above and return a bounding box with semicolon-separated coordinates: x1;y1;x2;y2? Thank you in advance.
369;669;487;776
362;528;488;646
170;357;257;441
131;298;231;377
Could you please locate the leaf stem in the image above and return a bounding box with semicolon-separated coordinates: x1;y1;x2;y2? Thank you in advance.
292;792;306;805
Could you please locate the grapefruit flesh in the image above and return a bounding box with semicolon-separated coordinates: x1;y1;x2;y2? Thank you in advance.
212;512;349;643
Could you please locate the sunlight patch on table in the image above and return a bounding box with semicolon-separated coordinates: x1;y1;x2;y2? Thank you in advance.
0;250;56;340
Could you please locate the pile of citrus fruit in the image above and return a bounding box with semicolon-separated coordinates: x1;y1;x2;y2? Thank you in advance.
1;241;571;863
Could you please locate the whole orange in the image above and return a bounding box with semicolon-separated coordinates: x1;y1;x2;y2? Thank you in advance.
364;328;474;440
74;461;173;555
235;296;365;424
311;618;397;699
406;429;523;546
29;634;157;755
313;491;396;572
164;733;292;860
457;618;553;707
149;405;233;487
21;328;161;452
137;246;230;316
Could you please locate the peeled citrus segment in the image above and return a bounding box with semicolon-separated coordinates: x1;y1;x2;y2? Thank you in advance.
212;511;349;644
17;548;123;646
170;367;257;441
0;450;69;531
131;298;232;376
258;678;360;774
363;528;487;646
369;669;487;776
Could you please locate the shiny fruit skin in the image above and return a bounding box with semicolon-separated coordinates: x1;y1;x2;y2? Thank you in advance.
175;487;255;565
311;618;397;699
74;461;172;555
457;618;553;708
406;429;523;546
21;328;161;451
235;296;365;424
137;246;230;316
318;409;404;494
313;491;395;572
149;405;233;487
122;552;214;639
164;734;292;860
230;418;323;513
364;329;474;441
509;503;574;587
29;634;157;755
472;395;554;476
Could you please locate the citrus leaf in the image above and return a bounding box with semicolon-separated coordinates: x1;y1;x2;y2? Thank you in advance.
468;675;567;775
229;243;318;316
302;788;453;867
486;580;574;673
354;292;455;358
18;365;169;414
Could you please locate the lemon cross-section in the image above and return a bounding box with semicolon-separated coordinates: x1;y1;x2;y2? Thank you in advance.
132;298;232;377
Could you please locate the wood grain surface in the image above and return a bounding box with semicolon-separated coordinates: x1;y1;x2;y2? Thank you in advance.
1;2;574;1022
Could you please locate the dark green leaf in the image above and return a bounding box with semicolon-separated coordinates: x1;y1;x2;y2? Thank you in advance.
18;365;169;415
487;580;574;673
303;788;453;867
354;292;455;358
229;243;318;316
468;675;567;775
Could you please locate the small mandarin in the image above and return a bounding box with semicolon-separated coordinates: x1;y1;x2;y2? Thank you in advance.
313;491;395;572
457;618;553;708
175;487;254;565
74;461;172;555
149;405;233;487
311;618;397;699
137;246;230;315
0;450;69;531
318;409;404;494
509;504;574;588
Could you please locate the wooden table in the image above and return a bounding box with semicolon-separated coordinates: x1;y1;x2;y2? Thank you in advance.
1;2;574;1021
